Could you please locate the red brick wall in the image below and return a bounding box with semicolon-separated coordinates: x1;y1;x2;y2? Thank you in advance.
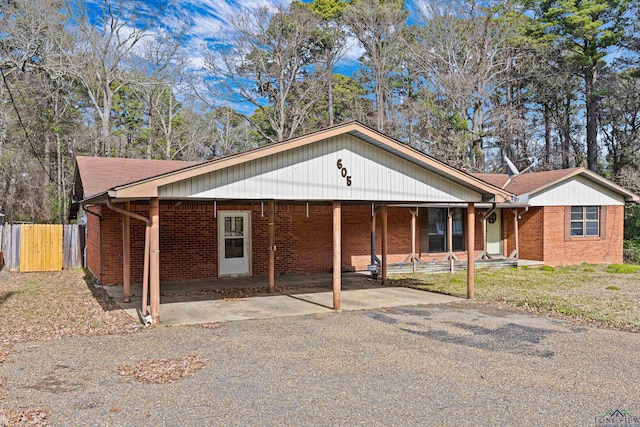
542;205;624;266
86;202;430;284
504;207;544;261
85;205;102;282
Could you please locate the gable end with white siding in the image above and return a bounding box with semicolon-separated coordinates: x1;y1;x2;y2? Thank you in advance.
529;175;626;206
158;134;483;203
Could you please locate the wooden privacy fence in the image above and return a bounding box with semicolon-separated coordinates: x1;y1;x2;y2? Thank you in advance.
1;224;85;272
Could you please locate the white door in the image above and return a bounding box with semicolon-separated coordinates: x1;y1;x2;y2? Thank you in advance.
218;211;251;276
486;208;503;257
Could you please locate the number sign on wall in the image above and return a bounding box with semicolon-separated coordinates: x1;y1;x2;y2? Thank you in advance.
336;159;351;186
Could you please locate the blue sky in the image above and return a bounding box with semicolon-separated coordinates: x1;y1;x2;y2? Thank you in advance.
145;0;424;71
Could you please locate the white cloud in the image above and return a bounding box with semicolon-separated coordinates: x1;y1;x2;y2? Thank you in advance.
174;0;290;71
341;34;366;64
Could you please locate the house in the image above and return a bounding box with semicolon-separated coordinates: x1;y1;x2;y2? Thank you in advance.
473;168;638;266
72;122;638;324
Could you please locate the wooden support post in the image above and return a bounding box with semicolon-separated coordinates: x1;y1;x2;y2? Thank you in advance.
332;201;341;310
447;209;453;256
410;209;416;260
403;208;420;268
411;209;416;272
511;209;520;259
141;226;150;316
482;212;488;260
442;209;458;263
268;200;275;293
149;198;160;324
467;203;475;299
381;203;388;285
122;201;131;303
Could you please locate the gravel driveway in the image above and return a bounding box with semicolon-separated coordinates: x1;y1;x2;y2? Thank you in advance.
1;301;639;426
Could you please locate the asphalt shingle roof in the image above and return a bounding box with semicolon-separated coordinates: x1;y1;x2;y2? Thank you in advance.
76;156;200;198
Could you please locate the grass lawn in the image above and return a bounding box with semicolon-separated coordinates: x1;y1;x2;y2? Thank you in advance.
0;269;140;359
389;263;640;332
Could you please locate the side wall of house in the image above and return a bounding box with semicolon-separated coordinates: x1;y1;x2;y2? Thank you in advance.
542;205;624;266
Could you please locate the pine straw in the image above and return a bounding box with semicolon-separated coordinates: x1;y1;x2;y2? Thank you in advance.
0;409;49;427
118;355;208;384
0;269;142;363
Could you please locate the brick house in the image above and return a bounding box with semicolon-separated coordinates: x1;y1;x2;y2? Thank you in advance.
72;122;638;323
473;168;638;266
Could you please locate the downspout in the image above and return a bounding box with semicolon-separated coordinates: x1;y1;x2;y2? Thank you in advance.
84;208;103;285
106;199;152;322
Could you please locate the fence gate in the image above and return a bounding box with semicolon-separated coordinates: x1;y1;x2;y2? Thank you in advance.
19;224;64;272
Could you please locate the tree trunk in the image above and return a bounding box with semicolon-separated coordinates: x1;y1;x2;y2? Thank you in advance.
57;134;63;224
584;69;598;171
472;102;484;171
544;104;552;166
101;92;113;156
43;133;51;220
328;74;334;127
376;83;385;132
0;83;5;159
562;93;571;168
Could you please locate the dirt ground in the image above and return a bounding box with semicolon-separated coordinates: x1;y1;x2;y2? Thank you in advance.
1;267;640;425
1;303;640;426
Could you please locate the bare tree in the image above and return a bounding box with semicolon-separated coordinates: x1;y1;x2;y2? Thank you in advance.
343;0;407;132
599;69;640;176
412;0;523;170
130;27;190;159
56;0;150;156
205;5;327;143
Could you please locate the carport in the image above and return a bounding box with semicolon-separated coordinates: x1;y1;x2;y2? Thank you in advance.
76;122;513;324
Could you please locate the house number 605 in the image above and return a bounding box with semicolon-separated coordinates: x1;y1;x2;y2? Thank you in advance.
336;159;352;186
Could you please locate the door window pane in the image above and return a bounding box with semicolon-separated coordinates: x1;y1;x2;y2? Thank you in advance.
235;217;244;236
225;216;244;237
225;238;244;258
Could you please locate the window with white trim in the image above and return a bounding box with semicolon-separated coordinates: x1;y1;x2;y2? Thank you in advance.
570;206;599;237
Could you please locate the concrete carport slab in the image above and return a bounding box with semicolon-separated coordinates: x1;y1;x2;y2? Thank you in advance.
104;275;461;326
